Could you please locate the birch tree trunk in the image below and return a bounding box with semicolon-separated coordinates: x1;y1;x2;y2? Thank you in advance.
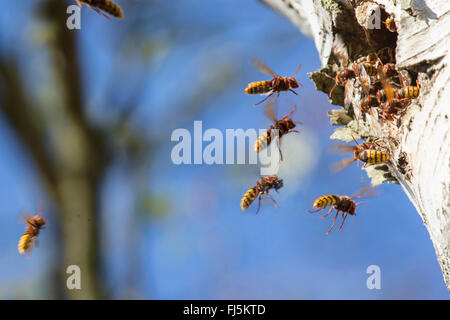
261;0;450;290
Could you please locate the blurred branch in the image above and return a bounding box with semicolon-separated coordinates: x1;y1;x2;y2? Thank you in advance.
0;0;111;299
0;0;241;300
0;59;58;199
42;0;109;172
39;0;109;299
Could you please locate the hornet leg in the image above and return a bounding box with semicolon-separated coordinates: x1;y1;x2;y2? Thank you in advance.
266;193;278;209
326;211;340;235
254;92;274;106
308;208;323;214
278;139;283;161
255;194;262;215
338;213;348;231
320;206;334;218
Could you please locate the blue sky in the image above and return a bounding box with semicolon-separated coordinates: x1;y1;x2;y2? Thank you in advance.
0;0;448;299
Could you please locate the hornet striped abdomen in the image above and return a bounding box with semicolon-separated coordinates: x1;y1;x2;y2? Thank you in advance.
254;131;271;153
18;233;35;255
96;0;123;18
312;195;340;209
395;85;420;99
331;135;391;173
244;81;272;95
360;149;390;164
240;187;257;211
361;62;378;77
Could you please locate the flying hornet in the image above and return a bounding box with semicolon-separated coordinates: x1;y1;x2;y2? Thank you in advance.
323;35;357;98
244;59;303;106
331;135;391;173
254;100;300;160
18;201;47;256
240;175;283;214
308;186;376;234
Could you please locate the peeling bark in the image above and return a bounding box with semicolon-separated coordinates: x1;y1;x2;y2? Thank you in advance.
261;0;450;290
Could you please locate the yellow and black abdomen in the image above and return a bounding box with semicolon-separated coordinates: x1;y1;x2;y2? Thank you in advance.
18;233;34;255
241;187;258;211
254;130;272;153
360;149;390;164
244;81;272;95
362;63;378;77
92;0;123;18
313;195;340;209
397;86;420;99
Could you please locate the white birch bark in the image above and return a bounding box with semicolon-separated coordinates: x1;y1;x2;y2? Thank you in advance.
261;0;450;290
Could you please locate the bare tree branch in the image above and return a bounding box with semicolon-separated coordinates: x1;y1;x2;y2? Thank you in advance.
0;59;58;198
